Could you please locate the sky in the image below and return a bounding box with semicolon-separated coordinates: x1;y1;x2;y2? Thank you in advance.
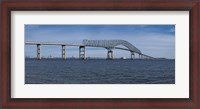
25;25;175;59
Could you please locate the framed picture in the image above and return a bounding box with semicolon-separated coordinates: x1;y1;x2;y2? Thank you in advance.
1;0;199;108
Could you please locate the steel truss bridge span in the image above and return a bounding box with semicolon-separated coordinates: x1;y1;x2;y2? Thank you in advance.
83;40;141;54
25;40;155;60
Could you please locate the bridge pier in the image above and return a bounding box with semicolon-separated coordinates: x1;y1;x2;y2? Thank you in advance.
36;44;41;59
131;52;135;59
141;54;144;59
61;45;66;59
79;46;85;59
141;54;143;59
139;54;142;59
107;50;113;59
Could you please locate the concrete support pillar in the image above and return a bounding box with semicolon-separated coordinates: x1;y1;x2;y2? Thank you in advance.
107;50;113;59
62;45;66;59
79;46;85;59
131;52;135;59
141;55;143;59
37;44;41;59
139;54;142;59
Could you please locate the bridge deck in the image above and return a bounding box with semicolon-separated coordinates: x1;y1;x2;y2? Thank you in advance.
114;47;155;59
25;42;84;46
25;41;155;59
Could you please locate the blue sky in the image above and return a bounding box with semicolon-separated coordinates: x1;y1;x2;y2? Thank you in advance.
25;25;175;59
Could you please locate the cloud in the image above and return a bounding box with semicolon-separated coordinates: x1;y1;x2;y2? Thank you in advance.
25;25;175;59
25;25;40;31
169;27;175;33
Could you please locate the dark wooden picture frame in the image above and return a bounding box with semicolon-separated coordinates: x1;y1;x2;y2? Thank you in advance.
0;0;199;108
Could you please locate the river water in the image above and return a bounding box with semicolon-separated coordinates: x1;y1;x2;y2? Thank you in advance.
25;59;175;84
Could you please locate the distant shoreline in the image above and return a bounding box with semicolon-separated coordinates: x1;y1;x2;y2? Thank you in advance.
25;58;174;60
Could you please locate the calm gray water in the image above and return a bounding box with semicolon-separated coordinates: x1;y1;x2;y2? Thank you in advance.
25;59;175;84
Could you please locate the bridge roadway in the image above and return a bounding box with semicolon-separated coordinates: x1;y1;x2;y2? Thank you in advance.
113;47;155;59
25;41;155;60
26;41;84;46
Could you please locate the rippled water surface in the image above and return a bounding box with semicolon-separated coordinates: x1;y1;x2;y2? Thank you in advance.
25;59;175;84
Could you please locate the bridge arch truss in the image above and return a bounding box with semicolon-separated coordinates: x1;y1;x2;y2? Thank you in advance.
83;39;141;54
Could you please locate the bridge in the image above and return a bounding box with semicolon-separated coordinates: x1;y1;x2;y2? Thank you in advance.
25;40;155;60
